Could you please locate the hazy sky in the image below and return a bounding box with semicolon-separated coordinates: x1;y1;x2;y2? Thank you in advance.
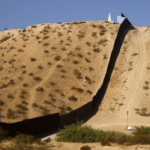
0;0;149;31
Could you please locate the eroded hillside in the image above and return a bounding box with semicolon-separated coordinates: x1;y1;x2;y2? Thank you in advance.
0;21;119;122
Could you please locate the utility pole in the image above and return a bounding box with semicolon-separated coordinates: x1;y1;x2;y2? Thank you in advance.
126;111;129;129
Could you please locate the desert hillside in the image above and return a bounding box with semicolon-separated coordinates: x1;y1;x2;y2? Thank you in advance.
0;21;119;123
85;26;150;133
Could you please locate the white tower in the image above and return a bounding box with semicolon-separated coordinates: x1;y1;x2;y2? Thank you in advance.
108;13;111;22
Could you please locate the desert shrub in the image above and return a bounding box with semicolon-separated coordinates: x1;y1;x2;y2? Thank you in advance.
0;36;10;43
85;58;91;63
61;47;66;51
98;25;104;29
51;97;56;102
145;81;149;85
22;70;27;74
80;145;91;150
61;69;66;73
132;53;138;56
55;89;61;93
44;100;52;105
32;103;38;107
87;90;92;95
30;57;36;61
13;133;35;150
54;56;61;61
44;50;49;53
51;46;56;50
100;29;107;34
97;39;108;45
36;36;40;39
119;103;124;106
147;66;150;70
143;86;149;90
77;53;83;58
56;64;62;68
34;76;42;81
103;54;107;59
0;100;4;106
36;87;44;92
85;42;91;46
43;43;49;46
22;83;28;87
66;106;72;111
7;93;14;99
93;48;100;53
85;76;92;84
47;62;52;65
92;24;97;28
75;47;80;50
58;32;63;36
8;79;15;85
16;104;28;111
89;67;94;71
38;65;43;69
29;72;34;76
69;95;78;101
74;69;82;79
18;49;24;52
20;65;26;68
50;82;56;85
7;109;15;119
22;101;28;105
0;127;9;142
91;32;97;37
73;60;79;64
77;33;85;39
43;36;49;40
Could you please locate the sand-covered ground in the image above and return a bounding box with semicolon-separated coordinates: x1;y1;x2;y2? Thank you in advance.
0;21;119;123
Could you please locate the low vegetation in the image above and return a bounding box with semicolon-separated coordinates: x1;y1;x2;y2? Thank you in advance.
0;36;10;43
56;120;150;145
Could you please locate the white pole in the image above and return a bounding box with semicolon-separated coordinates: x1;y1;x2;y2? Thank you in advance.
126;111;129;129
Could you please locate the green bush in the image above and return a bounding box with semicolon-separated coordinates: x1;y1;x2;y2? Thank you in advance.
0;127;9;142
56;120;130;143
13;133;35;150
0;36;10;43
68;95;78;101
80;145;91;150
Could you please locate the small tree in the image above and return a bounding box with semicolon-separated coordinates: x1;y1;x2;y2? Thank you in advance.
0;127;9;142
13;133;35;150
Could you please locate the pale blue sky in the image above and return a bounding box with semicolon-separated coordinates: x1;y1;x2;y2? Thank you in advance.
0;0;149;31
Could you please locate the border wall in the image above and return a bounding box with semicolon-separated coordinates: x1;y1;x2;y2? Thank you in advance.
0;18;131;136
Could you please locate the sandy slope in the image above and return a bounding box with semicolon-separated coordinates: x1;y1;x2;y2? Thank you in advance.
0;21;119;123
85;27;150;133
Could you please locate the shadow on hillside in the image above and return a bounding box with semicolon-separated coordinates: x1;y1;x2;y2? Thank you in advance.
81;26;132;124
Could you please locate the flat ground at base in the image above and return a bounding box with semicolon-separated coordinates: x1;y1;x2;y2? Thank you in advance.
84;111;150;134
47;140;150;150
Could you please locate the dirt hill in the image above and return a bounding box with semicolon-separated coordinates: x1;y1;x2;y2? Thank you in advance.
0;21;119;123
85;26;150;133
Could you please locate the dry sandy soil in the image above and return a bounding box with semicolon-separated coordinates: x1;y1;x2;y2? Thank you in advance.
0;21;119;123
85;26;150;134
1;140;150;150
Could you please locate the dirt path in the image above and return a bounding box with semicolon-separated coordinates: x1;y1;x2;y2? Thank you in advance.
119;29;146;115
